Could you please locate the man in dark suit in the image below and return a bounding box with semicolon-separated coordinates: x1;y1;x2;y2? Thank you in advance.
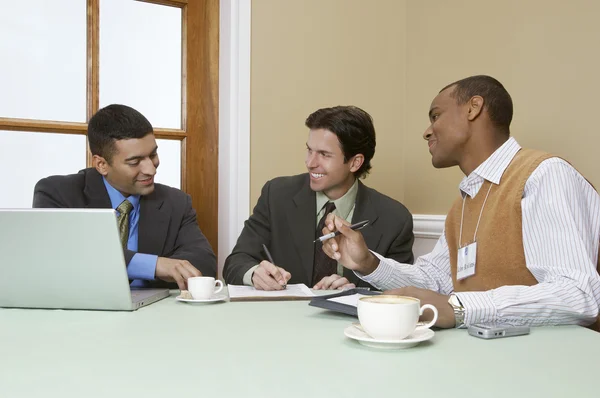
223;106;414;290
33;104;216;290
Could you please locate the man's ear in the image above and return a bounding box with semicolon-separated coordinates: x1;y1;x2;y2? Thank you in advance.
467;95;484;121
93;154;109;176
349;154;364;173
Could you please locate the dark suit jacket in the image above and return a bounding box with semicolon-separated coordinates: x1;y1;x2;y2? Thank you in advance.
223;174;414;288
33;168;217;286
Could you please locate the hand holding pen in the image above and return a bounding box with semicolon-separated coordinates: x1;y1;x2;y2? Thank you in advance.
314;219;369;242
251;244;291;291
320;215;380;276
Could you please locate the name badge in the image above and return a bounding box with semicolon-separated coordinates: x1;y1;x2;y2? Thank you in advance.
457;241;477;280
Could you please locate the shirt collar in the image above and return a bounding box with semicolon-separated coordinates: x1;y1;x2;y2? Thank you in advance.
315;178;359;220
102;177;140;212
459;137;521;196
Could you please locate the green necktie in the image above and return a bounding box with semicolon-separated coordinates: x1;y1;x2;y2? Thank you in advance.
312;201;337;286
116;199;134;250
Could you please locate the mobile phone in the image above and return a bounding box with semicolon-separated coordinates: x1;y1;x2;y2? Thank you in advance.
467;323;530;339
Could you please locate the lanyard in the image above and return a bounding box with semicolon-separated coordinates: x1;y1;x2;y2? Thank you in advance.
458;182;493;248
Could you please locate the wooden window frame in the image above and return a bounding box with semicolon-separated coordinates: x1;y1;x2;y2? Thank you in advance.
0;0;219;266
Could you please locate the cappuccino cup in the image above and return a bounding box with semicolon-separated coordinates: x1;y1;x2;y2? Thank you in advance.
357;295;438;340
187;277;224;300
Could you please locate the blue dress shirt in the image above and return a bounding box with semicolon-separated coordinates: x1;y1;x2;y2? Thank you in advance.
102;178;158;286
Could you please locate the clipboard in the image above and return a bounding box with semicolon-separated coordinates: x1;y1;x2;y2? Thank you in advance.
308;288;381;316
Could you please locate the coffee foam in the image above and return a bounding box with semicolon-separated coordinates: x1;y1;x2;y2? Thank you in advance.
360;295;418;305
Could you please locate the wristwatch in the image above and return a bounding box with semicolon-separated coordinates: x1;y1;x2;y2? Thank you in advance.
448;294;466;329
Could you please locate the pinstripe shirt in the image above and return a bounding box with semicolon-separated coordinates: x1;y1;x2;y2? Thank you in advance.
360;137;600;327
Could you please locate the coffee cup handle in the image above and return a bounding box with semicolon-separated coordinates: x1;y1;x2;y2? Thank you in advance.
416;304;438;330
214;280;224;294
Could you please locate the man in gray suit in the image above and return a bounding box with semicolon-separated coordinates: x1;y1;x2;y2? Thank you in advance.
223;106;414;290
33;104;216;290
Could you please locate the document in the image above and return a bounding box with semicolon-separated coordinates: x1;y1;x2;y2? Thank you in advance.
227;284;315;301
326;293;370;307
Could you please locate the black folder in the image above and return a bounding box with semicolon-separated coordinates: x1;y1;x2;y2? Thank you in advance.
308;288;381;317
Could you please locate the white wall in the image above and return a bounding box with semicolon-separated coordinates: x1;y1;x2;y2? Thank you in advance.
218;0;252;277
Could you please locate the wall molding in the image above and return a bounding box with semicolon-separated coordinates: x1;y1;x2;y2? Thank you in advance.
218;0;251;277
413;214;445;239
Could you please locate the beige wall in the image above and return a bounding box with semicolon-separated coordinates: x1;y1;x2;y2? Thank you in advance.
250;0;407;207
251;0;600;215
404;0;600;213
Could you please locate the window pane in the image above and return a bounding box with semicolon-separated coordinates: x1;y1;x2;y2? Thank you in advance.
100;0;182;129
0;0;86;122
0;131;87;208
155;139;181;189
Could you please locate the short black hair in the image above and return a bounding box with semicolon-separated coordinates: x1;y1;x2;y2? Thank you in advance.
441;75;513;134
305;106;376;178
88;104;153;163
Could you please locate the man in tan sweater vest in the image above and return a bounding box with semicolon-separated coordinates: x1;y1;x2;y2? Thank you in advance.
322;75;600;331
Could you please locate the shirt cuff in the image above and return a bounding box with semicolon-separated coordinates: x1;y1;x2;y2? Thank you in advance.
454;291;497;326
242;264;260;286
127;253;158;281
354;251;390;288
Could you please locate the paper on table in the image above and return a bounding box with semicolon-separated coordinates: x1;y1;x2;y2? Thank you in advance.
227;284;315;301
326;293;370;307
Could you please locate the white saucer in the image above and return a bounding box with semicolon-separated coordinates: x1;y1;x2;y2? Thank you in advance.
344;323;435;349
176;292;228;303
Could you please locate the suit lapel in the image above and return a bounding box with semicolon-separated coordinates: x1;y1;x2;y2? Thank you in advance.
285;177;317;283
139;190;169;255
83;168;113;208
352;181;381;250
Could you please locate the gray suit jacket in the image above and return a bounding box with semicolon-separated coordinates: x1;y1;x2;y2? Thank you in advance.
223;174;414;288
33;168;217;286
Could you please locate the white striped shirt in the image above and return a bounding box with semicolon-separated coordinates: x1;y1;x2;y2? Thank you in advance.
360;137;600;327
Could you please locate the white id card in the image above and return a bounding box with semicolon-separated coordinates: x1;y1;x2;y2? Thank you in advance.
457;241;477;280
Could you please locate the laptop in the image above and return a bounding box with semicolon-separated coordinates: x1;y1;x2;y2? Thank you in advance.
0;208;169;311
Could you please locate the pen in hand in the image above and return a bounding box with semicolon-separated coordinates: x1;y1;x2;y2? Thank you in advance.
262;243;286;289
314;220;370;243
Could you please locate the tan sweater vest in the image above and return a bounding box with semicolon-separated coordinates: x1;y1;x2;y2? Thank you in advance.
445;148;599;331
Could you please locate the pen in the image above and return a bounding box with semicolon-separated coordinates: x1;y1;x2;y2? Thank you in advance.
262;243;286;289
313;220;370;243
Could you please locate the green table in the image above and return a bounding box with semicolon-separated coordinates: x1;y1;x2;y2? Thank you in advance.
1;290;598;398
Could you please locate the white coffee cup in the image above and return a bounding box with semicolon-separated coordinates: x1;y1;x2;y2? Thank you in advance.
357;295;438;340
187;277;224;300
